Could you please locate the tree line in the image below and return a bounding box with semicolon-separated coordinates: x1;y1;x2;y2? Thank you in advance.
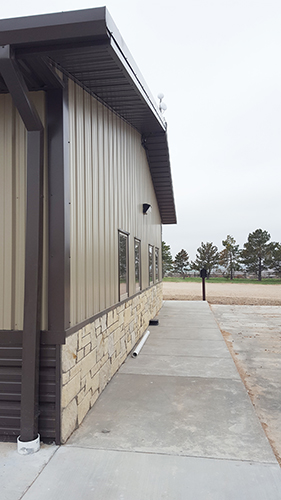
162;229;281;281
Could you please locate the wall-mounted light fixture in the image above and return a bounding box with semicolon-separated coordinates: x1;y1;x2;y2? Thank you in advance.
143;203;151;215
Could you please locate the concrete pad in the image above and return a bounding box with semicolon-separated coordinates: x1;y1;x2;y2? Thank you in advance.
159;316;218;323
67;373;275;462
149;326;223;340
162;300;210;308
0;442;58;500
211;304;281;463
141;338;231;358
154;321;220;330
225;335;281;358
160;306;217;314
161;300;214;316
158;303;219;328
158;312;218;323
21;447;281;500
120;354;241;379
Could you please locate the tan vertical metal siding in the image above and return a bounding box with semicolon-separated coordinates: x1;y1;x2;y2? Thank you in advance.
14;107;26;329
0;92;48;331
91;96;100;315
84;91;93;319
69;81;162;327
31;92;48;331
0;94;14;329
98;101;106;312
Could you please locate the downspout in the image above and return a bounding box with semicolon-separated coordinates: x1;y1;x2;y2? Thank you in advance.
0;46;44;453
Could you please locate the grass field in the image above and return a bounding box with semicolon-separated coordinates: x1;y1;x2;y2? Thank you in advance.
163;276;281;285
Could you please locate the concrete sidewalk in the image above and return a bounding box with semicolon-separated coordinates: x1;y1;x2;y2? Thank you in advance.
2;301;281;499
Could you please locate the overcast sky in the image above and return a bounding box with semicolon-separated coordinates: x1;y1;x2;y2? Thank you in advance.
1;0;281;260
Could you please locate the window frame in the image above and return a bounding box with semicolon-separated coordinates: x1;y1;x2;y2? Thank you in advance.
148;244;154;286
134;238;141;293
118;230;129;301
155;246;159;282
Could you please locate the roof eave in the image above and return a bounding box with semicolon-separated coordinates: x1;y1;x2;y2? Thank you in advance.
0;7;176;224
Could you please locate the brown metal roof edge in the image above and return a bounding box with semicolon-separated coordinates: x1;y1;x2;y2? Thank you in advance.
0;7;165;132
0;7;108;45
0;8;176;223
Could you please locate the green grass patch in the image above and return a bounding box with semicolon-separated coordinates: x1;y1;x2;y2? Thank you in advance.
163;277;281;285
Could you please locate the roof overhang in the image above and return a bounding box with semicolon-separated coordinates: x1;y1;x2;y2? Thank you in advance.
0;7;177;224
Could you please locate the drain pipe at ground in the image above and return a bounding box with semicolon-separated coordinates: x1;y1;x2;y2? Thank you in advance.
132;330;150;357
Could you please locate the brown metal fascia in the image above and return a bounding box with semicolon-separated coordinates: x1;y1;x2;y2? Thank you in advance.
0;44;44;442
0;7;108;46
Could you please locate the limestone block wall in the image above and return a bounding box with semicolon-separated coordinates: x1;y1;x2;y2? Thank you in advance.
61;283;162;443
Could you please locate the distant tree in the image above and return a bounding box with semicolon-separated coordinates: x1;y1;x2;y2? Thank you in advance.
240;229;272;281
162;241;173;278
267;242;281;277
219;235;240;280
174;249;189;278
191;242;219;279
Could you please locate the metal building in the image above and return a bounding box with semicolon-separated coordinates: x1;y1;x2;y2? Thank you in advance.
0;8;176;447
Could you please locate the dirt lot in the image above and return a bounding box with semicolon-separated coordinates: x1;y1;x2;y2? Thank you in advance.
163;281;281;305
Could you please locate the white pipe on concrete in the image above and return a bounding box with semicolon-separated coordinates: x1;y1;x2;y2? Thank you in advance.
132;330;150;357
17;434;40;455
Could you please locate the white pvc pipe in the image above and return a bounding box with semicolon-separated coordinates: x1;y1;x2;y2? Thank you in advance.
17;434;40;454
132;330;150;357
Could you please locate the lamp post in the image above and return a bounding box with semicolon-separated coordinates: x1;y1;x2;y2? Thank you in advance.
200;268;207;301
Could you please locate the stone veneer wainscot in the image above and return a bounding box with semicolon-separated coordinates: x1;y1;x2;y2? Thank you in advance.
61;283;162;442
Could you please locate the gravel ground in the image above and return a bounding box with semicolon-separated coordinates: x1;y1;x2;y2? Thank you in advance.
163;282;281;305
